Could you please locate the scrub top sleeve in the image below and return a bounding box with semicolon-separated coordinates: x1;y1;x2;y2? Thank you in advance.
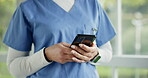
96;2;116;47
3;6;33;52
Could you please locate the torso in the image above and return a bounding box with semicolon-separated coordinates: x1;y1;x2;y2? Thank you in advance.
22;0;100;78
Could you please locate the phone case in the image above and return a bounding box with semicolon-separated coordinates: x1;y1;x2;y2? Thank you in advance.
71;34;96;47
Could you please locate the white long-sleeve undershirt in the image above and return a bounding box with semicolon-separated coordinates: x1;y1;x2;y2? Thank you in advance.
7;48;50;78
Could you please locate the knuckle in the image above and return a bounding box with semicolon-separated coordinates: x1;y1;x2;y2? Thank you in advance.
78;54;83;59
89;58;92;61
88;54;92;58
60;42;65;44
61;62;65;64
60;51;64;55
76;46;81;52
65;55;70;59
73;51;78;56
81;52;86;56
59;60;62;64
87;49;92;52
86;57;90;61
60;59;64;63
61;50;68;54
84;56;89;61
83;46;87;49
61;48;65;52
74;46;78;50
76;60;81;63
90;55;93;58
68;55;72;58
62;56;66;60
61;56;65;60
63;48;69;52
65;49;70;53
82;56;86;59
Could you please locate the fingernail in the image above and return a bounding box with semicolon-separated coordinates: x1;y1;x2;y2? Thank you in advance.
79;44;83;47
72;57;76;60
83;44;87;47
71;45;75;49
71;50;75;54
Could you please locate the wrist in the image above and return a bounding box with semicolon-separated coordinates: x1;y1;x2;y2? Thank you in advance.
43;48;53;62
91;51;99;60
91;50;101;63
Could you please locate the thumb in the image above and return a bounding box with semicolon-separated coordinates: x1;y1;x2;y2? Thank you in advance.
91;43;97;47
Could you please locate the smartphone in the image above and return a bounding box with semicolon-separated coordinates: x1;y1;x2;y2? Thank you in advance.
71;34;96;47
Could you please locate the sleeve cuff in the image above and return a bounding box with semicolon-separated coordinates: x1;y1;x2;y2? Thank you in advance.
89;48;103;65
89;48;101;65
40;48;53;65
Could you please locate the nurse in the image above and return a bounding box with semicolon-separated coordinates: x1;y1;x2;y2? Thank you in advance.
3;0;116;78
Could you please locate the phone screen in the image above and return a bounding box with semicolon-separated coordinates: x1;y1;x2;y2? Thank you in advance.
71;34;96;47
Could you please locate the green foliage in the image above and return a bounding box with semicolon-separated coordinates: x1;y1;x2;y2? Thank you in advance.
122;0;148;13
96;66;112;78
103;0;148;14
122;0;146;7
96;66;148;78
103;0;147;7
0;0;16;51
118;67;148;78
0;63;14;78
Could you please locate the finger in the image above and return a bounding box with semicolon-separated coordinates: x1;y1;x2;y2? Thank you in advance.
63;49;73;55
60;55;74;63
70;45;92;57
62;45;73;55
64;56;74;62
79;44;95;52
92;43;96;47
65;59;74;62
72;57;86;63
70;45;86;55
63;54;73;60
61;42;71;48
71;50;90;61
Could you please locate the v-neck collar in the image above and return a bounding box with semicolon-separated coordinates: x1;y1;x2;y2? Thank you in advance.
52;0;76;12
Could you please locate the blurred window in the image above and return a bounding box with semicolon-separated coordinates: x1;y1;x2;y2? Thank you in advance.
0;0;18;78
97;0;148;78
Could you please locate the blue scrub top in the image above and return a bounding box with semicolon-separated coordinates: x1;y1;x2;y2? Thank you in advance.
3;0;116;78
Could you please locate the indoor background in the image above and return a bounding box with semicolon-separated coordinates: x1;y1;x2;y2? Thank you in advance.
0;0;148;78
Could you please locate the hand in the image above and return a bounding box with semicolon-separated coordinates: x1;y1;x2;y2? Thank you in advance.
45;42;73;64
70;43;99;63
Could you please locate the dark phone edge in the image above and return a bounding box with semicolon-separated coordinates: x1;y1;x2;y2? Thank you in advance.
70;34;96;47
77;34;96;38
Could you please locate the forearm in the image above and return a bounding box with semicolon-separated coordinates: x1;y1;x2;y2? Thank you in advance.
7;47;51;78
